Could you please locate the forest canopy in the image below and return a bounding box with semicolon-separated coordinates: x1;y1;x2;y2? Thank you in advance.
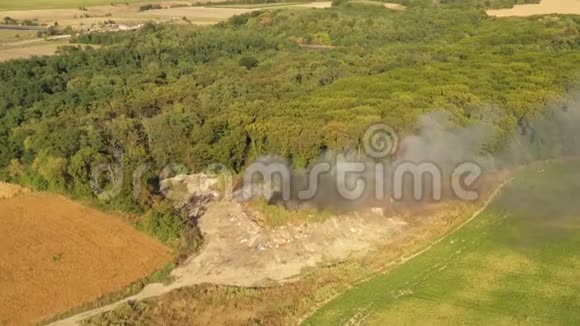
0;1;578;215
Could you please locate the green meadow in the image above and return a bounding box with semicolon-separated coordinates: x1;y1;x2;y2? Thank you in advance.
305;160;580;325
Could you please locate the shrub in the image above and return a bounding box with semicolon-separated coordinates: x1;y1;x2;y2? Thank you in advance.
139;202;204;259
239;56;259;69
139;4;162;11
3;16;17;25
140;204;188;246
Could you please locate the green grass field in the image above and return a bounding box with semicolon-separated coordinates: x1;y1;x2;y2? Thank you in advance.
0;0;145;11
304;160;580;325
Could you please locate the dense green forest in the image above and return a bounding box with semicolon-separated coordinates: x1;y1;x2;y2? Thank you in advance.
0;1;578;231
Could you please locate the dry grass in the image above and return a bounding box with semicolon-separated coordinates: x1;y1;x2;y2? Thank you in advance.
137;6;252;20
0;29;39;43
0;190;172;325
0;39;71;62
383;2;405;10
0;1;327;29
0;2;233;29
349;0;406;10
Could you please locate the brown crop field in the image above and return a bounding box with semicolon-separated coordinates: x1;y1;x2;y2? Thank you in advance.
0;188;172;325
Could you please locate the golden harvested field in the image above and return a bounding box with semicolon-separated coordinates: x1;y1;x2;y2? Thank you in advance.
0;39;71;62
0;2;231;29
0;0;194;11
0;1;328;29
487;0;580;17
0;39;67;61
0;1;328;61
0;188;172;325
138;6;253;21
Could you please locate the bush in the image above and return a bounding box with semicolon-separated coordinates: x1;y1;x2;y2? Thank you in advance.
140;204;188;246
239;56;259;69
311;32;331;45
3;16;17;25
139;4;162;11
139;203;203;258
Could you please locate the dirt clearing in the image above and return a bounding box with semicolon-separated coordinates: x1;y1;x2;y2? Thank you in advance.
487;0;580;17
0;190;172;325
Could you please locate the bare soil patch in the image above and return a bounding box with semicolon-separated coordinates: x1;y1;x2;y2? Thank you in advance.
0;30;39;43
384;2;405;10
0;190;172;325
487;0;580;17
0;1;329;61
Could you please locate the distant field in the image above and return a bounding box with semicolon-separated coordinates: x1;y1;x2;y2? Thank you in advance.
305;160;580;325
0;39;71;62
138;6;251;20
487;0;580;17
0;0;330;62
0;190;172;325
0;0;144;11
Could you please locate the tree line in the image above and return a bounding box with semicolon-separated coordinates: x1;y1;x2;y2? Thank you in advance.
0;0;578;242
